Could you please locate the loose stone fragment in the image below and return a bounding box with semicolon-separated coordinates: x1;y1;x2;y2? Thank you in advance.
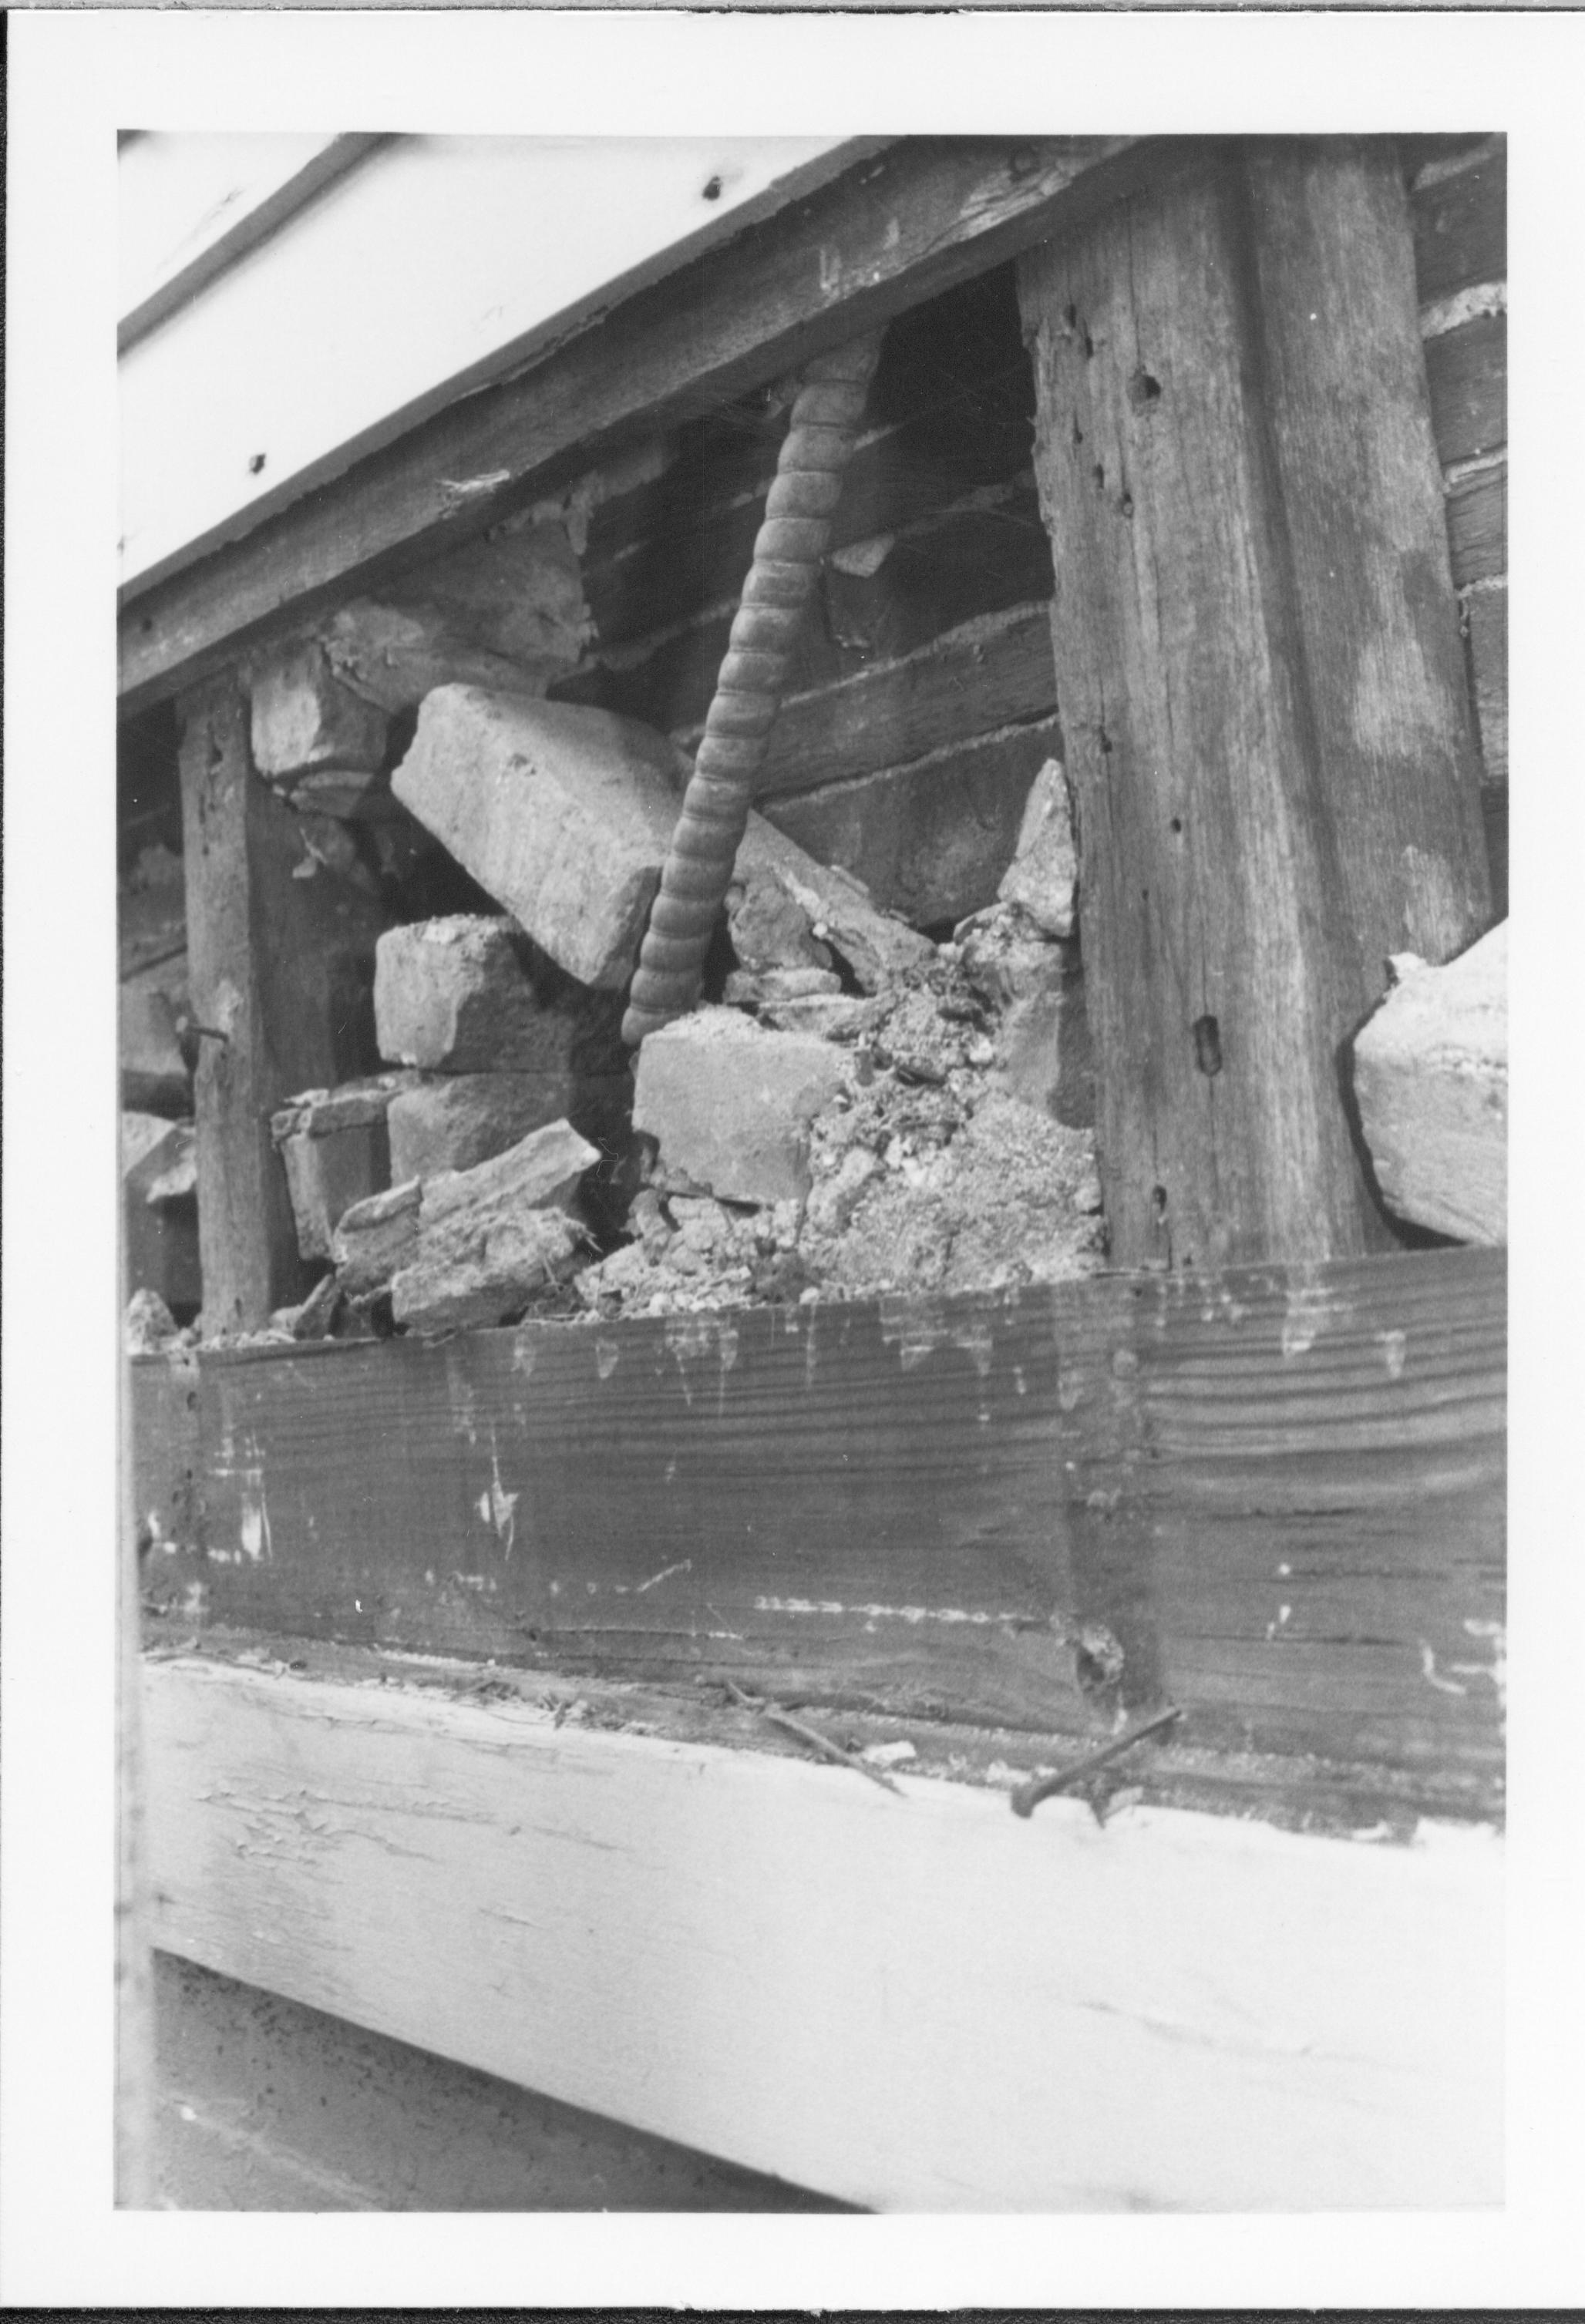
387;1071;629;1184
995;758;1079;939
633;1008;850;1206
271;1073;416;1263
251;641;389;779
391;692;688;988
389;1119;597;1333
1353;920;1506;1244
373;915;624;1075
331;1179;422;1303
123;1113;200;1313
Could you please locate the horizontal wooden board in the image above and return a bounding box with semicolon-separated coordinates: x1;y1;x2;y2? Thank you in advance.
1445;459;1507;589
131;1249;1506;1819
118;136;1181;714
145;1656;1503;2212
765;714;1058;927
1424;311;1507;467
1409;137;1506;308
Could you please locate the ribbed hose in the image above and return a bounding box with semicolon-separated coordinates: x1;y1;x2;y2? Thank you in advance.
621;332;883;1047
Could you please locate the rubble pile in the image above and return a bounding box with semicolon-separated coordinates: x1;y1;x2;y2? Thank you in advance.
129;673;1106;1349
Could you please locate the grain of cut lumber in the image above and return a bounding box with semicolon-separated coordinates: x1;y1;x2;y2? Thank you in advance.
271;1075;416;1263
391;691;688;989
1353;922;1506;1245
389;1120;597;1334
249;641;389;779
372;916;624;1075
633;1008;850;1206
1467;587;1507;786
386;1071;628;1185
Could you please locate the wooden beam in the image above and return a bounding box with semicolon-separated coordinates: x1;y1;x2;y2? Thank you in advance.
177;675;390;1329
144;1655;1503;2212
131;1248;1506;1820
1018;138;1492;1270
118;137;1186;715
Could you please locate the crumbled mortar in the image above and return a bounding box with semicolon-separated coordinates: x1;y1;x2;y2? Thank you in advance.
578;940;1103;1320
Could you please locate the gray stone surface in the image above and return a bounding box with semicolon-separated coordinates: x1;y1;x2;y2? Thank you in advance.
271;1075;416;1263
995;758;1078;939
373;915;624;1075
250;641;389;779
388;1071;627;1183
389;1118;597;1332
633;1008;850;1206
331;1179;422;1303
1353;921;1507;1245
391;692;688;989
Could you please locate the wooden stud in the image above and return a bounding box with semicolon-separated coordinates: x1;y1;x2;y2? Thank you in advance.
177;674;389;1329
1018;139;1492;1269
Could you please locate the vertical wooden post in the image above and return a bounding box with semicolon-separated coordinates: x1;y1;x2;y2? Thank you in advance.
178;673;389;1330
1018;140;1492;1269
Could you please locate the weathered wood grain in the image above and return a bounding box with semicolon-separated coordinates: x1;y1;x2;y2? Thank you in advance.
1019;140;1491;1270
119;137;1181;715
144;1654;1504;2211
177;677;390;1327
131;1249;1505;1818
764;715;1060;928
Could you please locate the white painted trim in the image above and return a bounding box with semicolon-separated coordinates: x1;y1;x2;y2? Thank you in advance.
145;1657;1503;2213
119;135;878;592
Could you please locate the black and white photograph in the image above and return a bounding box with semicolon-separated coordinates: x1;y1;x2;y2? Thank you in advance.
3;5;1583;2308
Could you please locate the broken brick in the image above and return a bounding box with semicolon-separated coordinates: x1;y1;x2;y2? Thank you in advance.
633;1007;850;1205
996;758;1078;939
373;916;624;1075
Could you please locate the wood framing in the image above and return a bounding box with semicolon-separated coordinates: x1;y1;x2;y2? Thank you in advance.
176;674;389;1327
143;1654;1503;2212
1018;139;1492;1270
117;136;1193;713
133;1248;1505;1822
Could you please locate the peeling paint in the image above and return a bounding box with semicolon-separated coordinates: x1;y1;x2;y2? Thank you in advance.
1455;1619;1506;1715
595;1340;621;1381
480;1430;519;1557
880;1297;948;1370
1418;1642;1468;1697
754;1595;1028;1627
1377;1330;1408;1381
511;1333;537;1381
633;1558;693;1596
1280;1275;1334;1360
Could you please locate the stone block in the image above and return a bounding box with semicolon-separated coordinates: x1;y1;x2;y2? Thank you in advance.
271;1075;416;1263
331;1179;422;1303
387;1071;628;1183
389;1119;597;1333
373;916;624;1075
996;758;1077;938
251;641;389;780
391;692;688;989
733;817;934;994
123;1112;201;1315
1353;921;1507;1244
633;1008;850;1206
